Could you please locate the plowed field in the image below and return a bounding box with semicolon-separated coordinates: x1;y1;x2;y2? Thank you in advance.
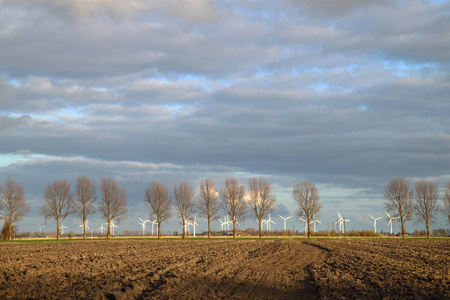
0;239;448;299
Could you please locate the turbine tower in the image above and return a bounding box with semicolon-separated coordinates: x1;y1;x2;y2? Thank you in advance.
99;224;105;234
299;218;307;235
279;215;292;232
149;220;157;236
386;211;399;235
60;222;68;235
310;215;321;232
266;214;275;231
111;220;118;236
38;224;45;233
369;214;382;233
138;217;149;235
78;220;89;234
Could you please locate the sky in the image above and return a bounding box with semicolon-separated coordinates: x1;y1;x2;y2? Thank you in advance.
1;0;449;235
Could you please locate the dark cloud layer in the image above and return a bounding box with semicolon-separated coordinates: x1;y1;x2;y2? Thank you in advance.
1;0;449;233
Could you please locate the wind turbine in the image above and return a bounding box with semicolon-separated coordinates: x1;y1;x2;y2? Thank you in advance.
138;218;148;235
79;220;89;234
299;218;307;235
266;214;276;231
111;220;118;236
337;212;350;235
310;215;321;232
38;224;45;233
225;215;232;231
192;217;198;237
279;215;292;232
219;218;226;231
185;219;192;235
369;214;382;233
386;211;399;235
149;219;157;236
99;223;105;234
60;222;68;235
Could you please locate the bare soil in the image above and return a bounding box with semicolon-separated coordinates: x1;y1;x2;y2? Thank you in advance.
0;239;448;299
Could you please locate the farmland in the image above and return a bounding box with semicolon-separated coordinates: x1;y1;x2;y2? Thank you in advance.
0;239;448;299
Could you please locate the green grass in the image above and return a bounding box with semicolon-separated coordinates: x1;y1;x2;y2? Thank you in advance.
1;235;448;244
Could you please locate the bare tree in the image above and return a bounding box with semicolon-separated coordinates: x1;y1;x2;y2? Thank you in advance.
221;178;246;238
198;179;221;238
442;182;450;224
98;177;128;239
174;182;195;239
384;177;413;239
293;181;321;239
248;178;276;238
41;179;74;240
74;176;97;240
1;219;17;240
0;178;29;240
413;180;439;239
145;181;172;239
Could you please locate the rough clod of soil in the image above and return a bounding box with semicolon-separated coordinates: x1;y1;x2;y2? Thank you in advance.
0;239;448;299
306;239;450;299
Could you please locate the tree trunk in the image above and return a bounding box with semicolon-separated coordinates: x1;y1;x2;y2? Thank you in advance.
259;219;262;238
182;219;186;239
158;222;161;239
106;220;111;239
8;216;12;240
426;220;430;239
233;220;236;239
83;219;86;240
56;219;60;241
400;215;406;239
307;218;311;239
207;216;211;239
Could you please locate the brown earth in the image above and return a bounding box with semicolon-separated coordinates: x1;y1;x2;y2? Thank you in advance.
0;239;448;299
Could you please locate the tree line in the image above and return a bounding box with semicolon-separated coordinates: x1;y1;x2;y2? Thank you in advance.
384;178;450;239
1;176;450;240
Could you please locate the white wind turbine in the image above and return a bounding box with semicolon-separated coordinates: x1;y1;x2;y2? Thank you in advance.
299;218;307;235
185;219;192;235
386;211;399;235
266;214;276;231
192;217;198;237
218;218;227;231
310;215;321;232
138;218;149;235
149;219;157;236
111;220;118;236
98;223;105;234
337;212;350;235
60;222;68;235
38;224;45;233
369;214;382;233
79;220;89;234
225;215;232;231
279;215;292;232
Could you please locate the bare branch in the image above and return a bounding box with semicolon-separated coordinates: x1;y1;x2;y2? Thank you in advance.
0;178;29;240
197;179;220;238
293;181;321;238
248;178;276;238
413;180;439;239
98;177;128;239
444;182;450;224
74;176;97;240
221;177;246;238
145;181;172;239
40;179;74;240
174;182;195;239
383;177;413;239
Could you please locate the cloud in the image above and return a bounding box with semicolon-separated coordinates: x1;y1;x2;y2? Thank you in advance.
1;0;449;233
